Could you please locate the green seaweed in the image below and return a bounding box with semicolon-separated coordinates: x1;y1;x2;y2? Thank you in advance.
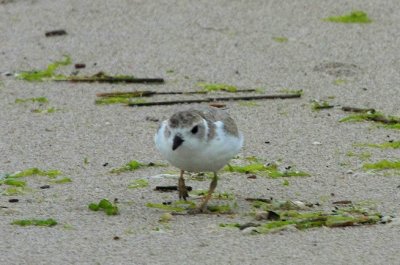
146;203;185;212
323;11;372;23
225;163;266;174
363;160;400;171
15;97;49;104
339;112;382;122
272;37;288;43
282;179;289;186
3;187;30;195
147;200;196;212
197;82;238;93
219;223;241;228
12;218;57;227
189;190;235;200
357;141;400;149
15;97;57;114
95;97;131;105
346;151;371;160
9;168;62;178
110;160;143;173
207;204;232;213
340;111;400;129
17;55;71;81
224;202;381;234
51;177;72;184
89;199;119;215
88;203;100;211
311;100;334;111
225;162;309;178
3;178;26;187
128;179;149;189
111;160;164;174
385;124;400;130
333;79;347;85
252;199;308;211
256;220;296;233
95;96;147;105
32;107;57;114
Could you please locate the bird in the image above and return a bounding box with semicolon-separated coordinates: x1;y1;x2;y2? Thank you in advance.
154;106;243;213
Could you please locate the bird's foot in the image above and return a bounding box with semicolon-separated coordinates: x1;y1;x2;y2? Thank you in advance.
178;187;189;200
178;170;189;200
187;206;210;215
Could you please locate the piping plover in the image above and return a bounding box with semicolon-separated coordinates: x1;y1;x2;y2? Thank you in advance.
155;106;243;213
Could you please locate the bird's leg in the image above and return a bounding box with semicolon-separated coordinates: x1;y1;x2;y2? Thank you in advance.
178;170;189;200
190;172;218;214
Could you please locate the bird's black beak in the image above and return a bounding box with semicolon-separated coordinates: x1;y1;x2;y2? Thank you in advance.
172;135;184;151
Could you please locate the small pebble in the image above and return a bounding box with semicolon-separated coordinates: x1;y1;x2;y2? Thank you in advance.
239;222;259;230
159;213;173;223
241;227;259;235
346;170;353;174
292;200;307;210
74;63;86;69
381;216;392;223
255;211;269;221
45;29;67;37
313;141;322;145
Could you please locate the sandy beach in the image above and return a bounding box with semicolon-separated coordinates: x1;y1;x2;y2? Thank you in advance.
1;1;400;264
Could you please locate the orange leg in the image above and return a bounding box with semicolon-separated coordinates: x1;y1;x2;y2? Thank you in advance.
178;170;189;200
191;172;218;213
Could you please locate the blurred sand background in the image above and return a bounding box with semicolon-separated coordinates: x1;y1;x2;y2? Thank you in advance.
1;0;400;264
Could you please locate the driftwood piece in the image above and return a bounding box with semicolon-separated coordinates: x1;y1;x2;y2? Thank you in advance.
154;186;193;192
128;93;302;107
341;106;376;113
96;89;257;98
45;29;67;37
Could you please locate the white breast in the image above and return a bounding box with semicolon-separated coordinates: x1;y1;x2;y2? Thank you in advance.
155;120;243;172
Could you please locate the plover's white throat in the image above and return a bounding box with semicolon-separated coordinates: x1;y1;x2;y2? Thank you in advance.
155;106;243;213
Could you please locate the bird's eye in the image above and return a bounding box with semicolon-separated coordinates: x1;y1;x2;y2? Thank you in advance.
191;125;199;134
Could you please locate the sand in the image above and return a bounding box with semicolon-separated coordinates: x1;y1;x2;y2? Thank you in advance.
1;0;400;264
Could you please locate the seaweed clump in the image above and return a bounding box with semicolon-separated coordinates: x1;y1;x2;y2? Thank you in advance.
323;11;372;23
